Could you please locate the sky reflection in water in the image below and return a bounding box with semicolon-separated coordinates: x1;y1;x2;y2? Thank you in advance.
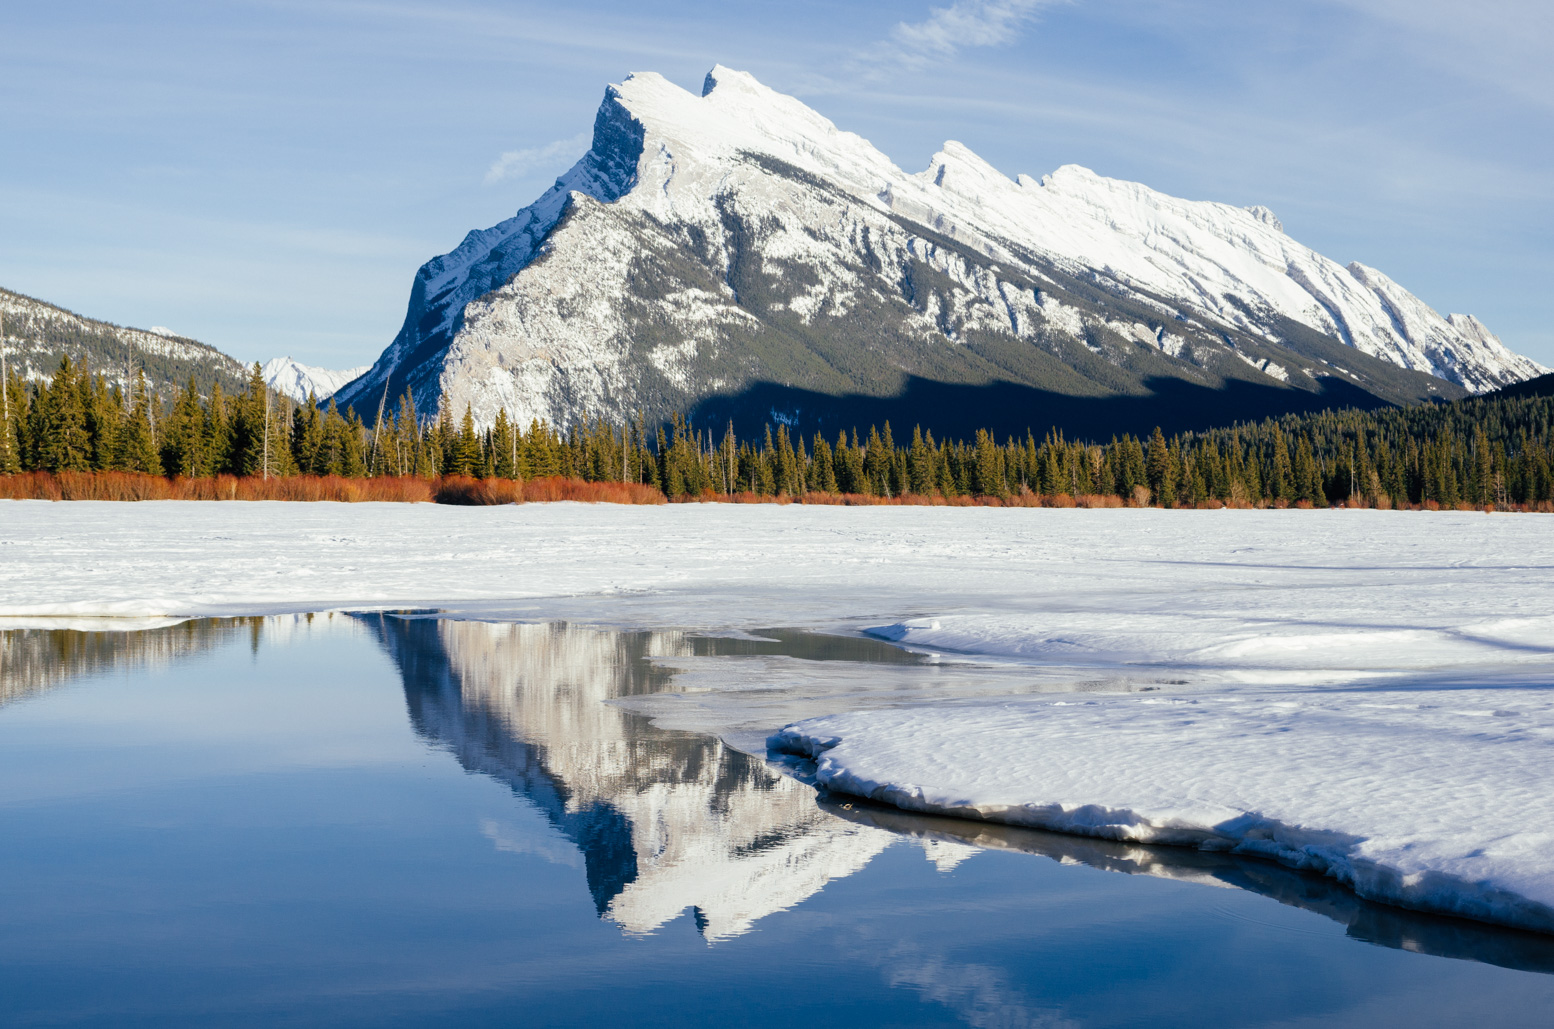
0;615;1551;1028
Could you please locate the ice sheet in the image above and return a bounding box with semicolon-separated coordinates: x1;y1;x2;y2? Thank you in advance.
770;689;1554;932
2;504;1550;679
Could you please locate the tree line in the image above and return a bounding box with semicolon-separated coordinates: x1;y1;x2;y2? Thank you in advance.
4;354;1553;509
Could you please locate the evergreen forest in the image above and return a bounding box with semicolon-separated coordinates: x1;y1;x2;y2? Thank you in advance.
4;355;1553;510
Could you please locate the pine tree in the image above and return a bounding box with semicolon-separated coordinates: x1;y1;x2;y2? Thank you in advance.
0;355;20;475
808;433;838;493
163;377;208;477
40;356;92;472
449;405;480;477
1269;425;1293;502
907;426;934;495
293;395;325;474
492;409;517;480
0;315;16;474
118;371;162;474
972;429;1006;498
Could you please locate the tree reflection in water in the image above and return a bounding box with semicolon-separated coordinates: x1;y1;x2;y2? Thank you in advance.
0;617;264;708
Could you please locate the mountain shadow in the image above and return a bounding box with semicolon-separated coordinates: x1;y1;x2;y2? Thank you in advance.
1489;372;1554;401
685;372;1407;442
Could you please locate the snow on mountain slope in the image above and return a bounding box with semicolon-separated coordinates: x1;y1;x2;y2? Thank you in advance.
260;357;369;403
1;286;250;400
337;67;1541;431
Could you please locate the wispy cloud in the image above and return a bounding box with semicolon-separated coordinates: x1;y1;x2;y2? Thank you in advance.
863;0;1062;69
484;131;591;185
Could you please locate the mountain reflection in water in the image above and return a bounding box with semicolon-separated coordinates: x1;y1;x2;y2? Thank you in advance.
353;614;1554;972
356;614;898;942
4;614;1550;977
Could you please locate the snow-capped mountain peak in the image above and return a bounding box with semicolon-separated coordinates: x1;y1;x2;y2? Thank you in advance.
336;67;1542;434
261;357;369;403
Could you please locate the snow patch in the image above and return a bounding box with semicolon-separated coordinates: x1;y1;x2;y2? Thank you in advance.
1235;351;1290;382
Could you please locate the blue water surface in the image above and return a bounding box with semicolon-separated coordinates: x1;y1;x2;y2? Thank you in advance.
1;614;1551;1028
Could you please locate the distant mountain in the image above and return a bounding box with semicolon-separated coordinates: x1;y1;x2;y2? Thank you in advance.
0;286;249;401
338;66;1543;440
261;357;369;403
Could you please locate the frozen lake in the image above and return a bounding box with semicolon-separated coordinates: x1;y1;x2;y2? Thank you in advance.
2;614;1552;1027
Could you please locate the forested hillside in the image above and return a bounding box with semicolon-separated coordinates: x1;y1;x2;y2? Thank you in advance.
1;286;249;402
6;353;1552;510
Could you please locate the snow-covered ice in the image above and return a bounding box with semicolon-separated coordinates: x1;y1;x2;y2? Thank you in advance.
2;500;1552;932
771;690;1554;933
3;504;1550;655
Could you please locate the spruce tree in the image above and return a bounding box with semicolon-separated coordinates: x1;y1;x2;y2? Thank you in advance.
0;357;22;474
492;409;517;480
1144;426;1170;504
41;357;92;472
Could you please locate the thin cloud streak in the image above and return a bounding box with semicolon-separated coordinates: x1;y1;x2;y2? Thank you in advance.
1323;0;1554;112
484;132;592;185
857;0;1063;70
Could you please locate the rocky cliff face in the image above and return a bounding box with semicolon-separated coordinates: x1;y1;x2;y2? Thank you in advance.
338;67;1543;437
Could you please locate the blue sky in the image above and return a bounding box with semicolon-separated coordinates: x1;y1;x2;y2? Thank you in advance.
2;1;1549;369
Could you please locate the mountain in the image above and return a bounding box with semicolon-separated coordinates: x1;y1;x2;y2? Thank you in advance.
1;286;250;401
260;357;370;403
338;67;1544;439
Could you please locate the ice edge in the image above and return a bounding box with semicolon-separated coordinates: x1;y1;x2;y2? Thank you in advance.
768;725;1554;936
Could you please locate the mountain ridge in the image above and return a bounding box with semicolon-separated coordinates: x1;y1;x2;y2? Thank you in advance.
260;357;370;403
1;286;250;401
334;66;1543;437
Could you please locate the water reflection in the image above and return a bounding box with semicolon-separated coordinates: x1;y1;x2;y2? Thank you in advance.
6;613;1551;978
822;795;1554;976
348;615;1554;972
0;617;263;707
355;615;896;942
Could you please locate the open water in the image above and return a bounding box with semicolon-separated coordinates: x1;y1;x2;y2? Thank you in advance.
2;614;1552;1027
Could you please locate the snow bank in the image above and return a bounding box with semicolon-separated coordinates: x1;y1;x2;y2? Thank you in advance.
865;611;1554;685
770;689;1554;933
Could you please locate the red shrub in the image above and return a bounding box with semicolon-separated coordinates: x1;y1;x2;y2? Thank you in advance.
433;476;524;505
518;476;664;505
